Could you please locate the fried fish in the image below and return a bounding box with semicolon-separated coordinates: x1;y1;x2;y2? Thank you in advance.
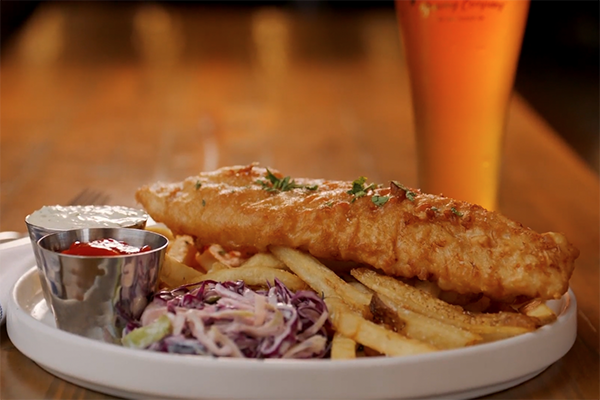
135;164;578;301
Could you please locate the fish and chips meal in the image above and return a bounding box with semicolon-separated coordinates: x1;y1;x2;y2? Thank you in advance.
123;163;579;359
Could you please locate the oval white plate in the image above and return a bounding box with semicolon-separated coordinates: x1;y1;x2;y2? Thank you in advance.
8;266;576;400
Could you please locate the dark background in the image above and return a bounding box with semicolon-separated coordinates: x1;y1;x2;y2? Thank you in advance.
2;0;598;173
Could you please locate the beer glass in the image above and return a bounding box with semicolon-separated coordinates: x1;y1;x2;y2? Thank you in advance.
396;0;530;210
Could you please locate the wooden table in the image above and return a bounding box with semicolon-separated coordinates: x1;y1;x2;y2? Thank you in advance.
1;2;598;399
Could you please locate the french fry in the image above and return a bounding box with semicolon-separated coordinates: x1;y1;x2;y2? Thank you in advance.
269;247;434;356
168;235;200;269
145;224;175;241
518;299;557;326
239;252;288;271
370;293;483;349
347;280;373;297
330;332;357;360
412;279;442;298
160;254;205;288
325;297;435;356
206;261;230;273
196;243;245;271
351;268;535;340
199;266;308;292
270;246;372;314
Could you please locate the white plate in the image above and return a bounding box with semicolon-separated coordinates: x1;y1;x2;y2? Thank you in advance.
8;265;576;400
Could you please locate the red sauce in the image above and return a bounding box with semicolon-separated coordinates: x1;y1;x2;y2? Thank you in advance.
61;238;152;256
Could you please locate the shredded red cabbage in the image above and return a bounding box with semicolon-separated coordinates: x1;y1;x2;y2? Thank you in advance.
123;279;332;359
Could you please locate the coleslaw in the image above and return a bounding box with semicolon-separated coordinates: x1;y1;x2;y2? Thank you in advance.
122;279;332;358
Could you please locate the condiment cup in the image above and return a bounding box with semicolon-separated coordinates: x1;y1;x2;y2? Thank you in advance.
25;205;148;306
36;228;168;344
25;205;148;243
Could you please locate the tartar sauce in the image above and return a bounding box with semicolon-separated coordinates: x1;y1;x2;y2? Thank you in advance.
26;205;148;230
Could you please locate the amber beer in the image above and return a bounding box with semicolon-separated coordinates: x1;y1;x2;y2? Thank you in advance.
396;0;530;210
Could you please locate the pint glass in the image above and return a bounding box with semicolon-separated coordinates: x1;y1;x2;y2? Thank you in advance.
396;0;530;210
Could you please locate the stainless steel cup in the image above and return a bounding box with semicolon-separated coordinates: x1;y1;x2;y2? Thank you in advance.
36;228;168;344
25;205;148;243
25;205;148;307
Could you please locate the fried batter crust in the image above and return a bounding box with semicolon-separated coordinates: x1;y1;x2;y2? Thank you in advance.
136;164;579;301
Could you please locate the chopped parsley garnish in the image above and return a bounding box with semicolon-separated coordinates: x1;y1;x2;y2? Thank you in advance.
391;181;416;201
451;207;464;217
347;177;389;206
347;177;377;203
202;199;206;207
256;169;318;193
195;181;202;190
372;195;389;207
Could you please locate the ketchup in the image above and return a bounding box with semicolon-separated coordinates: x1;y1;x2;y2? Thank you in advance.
61;238;152;256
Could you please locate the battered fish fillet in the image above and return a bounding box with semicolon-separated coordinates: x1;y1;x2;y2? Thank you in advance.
136;164;579;301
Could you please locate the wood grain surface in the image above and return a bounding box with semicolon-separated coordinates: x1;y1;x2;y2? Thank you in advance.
1;3;598;399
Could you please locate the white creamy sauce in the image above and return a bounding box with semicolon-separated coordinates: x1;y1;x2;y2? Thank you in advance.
26;205;148;230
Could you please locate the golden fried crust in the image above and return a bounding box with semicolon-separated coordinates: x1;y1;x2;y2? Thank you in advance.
135;164;579;301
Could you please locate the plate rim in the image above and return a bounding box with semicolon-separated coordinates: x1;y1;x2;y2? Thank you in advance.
8;266;577;400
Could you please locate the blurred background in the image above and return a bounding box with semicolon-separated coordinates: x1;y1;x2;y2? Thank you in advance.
2;0;598;172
